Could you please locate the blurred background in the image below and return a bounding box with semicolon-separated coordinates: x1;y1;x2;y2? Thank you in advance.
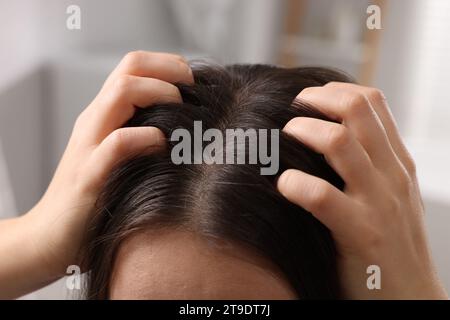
0;0;449;298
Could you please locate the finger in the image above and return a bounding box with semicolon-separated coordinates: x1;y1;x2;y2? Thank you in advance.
296;86;398;170
80;75;181;144
104;51;193;88
277;169;354;233
88;126;165;187
284;117;374;191
326;82;416;175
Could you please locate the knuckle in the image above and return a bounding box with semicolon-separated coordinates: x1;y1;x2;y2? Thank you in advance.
342;92;370;116
366;87;386;103
74;110;88;129
386;195;402;215
407;161;417;177
108;129;130;156
122;50;144;72
324;81;340;88
326;125;351;152
308;182;332;211
404;154;417;176
150;79;181;102
363;226;384;251
395;167;414;193
114;74;134;97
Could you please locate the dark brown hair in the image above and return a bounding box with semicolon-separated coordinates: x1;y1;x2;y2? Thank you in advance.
84;63;352;299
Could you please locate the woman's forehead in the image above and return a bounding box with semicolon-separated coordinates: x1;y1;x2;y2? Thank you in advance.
108;229;297;299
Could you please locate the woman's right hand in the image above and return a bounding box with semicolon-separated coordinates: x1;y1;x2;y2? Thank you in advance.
31;51;194;278
277;82;448;299
0;51;193;299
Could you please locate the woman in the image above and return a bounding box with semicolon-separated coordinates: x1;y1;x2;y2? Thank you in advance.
0;52;446;299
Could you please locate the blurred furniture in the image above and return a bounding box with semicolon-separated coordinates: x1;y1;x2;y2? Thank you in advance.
278;0;385;84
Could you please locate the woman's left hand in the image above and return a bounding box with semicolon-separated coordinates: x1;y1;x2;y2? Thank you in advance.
277;82;448;299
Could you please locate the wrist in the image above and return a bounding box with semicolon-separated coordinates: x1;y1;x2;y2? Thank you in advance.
0;212;62;299
25;188;97;279
23;202;68;280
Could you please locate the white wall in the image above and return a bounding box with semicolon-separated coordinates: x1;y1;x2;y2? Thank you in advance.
0;68;46;213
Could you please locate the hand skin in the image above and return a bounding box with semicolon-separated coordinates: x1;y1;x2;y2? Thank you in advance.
0;51;194;299
277;82;448;299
